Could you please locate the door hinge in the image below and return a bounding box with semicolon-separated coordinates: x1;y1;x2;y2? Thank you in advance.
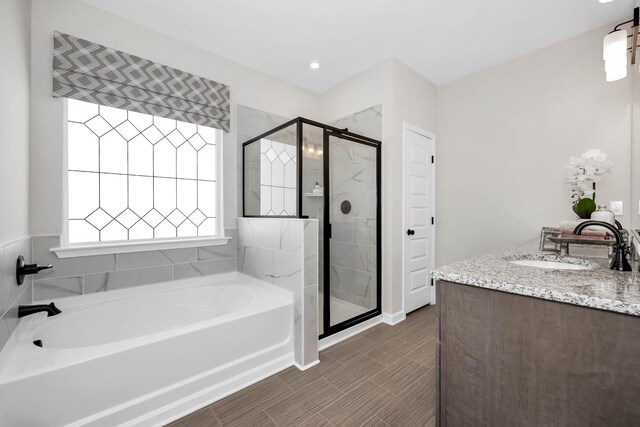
431;278;434;287
328;223;332;239
431;155;434;164
431;217;434;225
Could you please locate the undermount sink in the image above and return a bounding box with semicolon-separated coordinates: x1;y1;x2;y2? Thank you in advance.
509;259;593;270
505;255;598;270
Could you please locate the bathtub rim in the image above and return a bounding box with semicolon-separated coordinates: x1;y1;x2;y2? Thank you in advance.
0;272;294;385
31;271;293;307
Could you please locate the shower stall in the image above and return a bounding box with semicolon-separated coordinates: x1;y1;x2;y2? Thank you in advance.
242;118;381;338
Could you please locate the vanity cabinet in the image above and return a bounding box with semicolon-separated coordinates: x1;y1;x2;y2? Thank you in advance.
436;281;640;426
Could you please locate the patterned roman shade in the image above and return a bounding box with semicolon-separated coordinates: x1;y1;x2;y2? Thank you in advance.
53;32;230;132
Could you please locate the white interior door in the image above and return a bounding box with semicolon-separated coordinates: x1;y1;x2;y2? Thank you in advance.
403;125;434;313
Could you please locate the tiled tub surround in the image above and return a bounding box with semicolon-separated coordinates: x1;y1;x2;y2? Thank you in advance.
431;240;640;316
30;230;237;301
237;217;319;368
0;237;32;350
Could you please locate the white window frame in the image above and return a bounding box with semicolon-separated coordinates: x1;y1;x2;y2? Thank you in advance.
53;99;229;258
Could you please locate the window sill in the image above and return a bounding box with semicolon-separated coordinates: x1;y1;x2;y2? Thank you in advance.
51;236;232;258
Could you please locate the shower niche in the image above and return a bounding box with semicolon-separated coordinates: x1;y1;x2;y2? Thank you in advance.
243;118;381;338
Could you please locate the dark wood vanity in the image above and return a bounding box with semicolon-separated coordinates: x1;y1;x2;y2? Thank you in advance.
436;280;640;426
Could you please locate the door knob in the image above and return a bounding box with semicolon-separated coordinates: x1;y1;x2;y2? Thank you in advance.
407;229;415;236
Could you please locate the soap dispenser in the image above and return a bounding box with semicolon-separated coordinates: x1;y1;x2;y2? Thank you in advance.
312;182;323;195
591;205;616;227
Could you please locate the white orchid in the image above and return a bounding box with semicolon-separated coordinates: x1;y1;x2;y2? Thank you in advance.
565;149;613;201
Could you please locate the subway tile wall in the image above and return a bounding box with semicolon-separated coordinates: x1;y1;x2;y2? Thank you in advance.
30;229;237;301
0;237;33;350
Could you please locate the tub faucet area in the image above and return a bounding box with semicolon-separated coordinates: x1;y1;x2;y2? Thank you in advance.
18;303;61;318
15;255;52;285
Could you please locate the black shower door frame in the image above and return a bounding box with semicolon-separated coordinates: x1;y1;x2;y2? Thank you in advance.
320;128;382;339
241;117;382;339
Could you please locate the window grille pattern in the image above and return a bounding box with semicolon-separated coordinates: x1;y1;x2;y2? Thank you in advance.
260;139;297;215
67;98;219;243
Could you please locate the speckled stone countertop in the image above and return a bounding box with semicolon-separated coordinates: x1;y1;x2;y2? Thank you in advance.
431;240;640;317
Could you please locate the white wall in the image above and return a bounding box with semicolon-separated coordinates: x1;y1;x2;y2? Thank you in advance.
436;26;632;266
29;0;318;236
390;61;438;312
0;0;31;243
319;58;438;315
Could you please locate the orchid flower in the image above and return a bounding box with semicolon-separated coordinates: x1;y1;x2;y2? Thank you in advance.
565;149;612;202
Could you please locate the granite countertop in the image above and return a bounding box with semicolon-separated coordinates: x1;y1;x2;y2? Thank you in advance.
431;240;640;317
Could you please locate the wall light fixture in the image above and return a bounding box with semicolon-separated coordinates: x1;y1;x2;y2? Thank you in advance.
604;7;639;82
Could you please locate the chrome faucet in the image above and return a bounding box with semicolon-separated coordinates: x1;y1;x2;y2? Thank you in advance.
574;220;632;271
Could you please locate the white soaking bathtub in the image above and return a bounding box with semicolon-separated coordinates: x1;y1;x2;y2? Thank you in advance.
0;272;294;426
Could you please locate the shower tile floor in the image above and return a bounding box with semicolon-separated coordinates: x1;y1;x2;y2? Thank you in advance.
318;294;371;335
168;305;436;427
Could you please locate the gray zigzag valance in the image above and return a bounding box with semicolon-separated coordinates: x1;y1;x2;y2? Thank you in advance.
53;32;230;132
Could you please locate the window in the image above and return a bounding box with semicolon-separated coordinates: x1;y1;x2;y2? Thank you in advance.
66;98;221;245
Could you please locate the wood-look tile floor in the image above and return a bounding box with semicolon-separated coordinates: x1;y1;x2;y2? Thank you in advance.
167;305;436;427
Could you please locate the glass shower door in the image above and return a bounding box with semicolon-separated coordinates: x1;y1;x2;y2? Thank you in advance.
324;131;380;334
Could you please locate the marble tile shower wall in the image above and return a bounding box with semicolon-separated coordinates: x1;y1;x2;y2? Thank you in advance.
29;230;237;301
0;238;32;350
236;105;290;217
237;218;318;368
330;105;382;141
301;141;324;293
327;105;382;309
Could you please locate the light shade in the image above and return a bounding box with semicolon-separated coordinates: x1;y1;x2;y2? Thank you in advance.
605;56;627;81
603;30;628;60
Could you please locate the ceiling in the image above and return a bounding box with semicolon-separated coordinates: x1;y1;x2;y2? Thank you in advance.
81;0;634;93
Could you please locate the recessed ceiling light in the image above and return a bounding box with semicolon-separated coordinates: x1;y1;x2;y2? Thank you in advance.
309;62;321;69
599;0;614;3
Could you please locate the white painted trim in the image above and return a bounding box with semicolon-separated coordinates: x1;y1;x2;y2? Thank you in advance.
401;122;437;313
62;99;70;247
318;315;382;351
293;359;320;371
382;311;406;325
51;236;232;258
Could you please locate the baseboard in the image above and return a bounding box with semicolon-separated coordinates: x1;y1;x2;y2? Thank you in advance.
293;359;320;371
318;316;382;351
382;311;406;325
